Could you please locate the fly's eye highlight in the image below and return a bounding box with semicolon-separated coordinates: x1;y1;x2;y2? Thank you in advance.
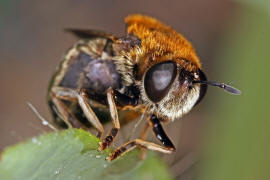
144;61;177;103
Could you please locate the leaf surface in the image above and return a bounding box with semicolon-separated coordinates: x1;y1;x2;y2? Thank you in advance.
0;129;172;180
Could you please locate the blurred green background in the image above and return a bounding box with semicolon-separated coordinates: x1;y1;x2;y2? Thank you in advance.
200;1;270;180
0;0;269;179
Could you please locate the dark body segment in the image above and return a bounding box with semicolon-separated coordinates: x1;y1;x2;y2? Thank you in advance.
47;38;121;127
59;52;94;89
82;59;121;95
59;52;121;96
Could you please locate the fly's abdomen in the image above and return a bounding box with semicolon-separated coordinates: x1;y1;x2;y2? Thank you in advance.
47;38;123;128
59;52;95;89
82;59;122;95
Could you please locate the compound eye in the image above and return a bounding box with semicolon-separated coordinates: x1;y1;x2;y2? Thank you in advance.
144;61;177;103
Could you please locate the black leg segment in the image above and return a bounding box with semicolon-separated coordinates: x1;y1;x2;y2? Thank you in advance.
149;114;175;151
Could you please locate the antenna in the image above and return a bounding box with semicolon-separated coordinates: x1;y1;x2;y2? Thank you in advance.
193;80;241;95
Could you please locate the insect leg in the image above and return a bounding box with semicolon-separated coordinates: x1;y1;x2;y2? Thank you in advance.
148;114;176;150
76;90;104;138
98;88;120;150
106;138;173;161
51;86;104;138
50;92;88;130
106;114;176;161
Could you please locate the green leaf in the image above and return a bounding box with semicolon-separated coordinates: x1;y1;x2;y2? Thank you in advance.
0;129;173;180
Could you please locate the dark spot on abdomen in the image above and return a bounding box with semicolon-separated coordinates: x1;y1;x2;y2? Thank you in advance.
59;52;95;88
82;60;121;94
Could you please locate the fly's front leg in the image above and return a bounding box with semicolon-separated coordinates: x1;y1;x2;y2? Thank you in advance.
106;138;173;161
99;88;120;151
51;86;104;138
106;114;175;161
148;114;175;150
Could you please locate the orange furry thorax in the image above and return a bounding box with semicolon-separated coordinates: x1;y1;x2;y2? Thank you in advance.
124;14;201;74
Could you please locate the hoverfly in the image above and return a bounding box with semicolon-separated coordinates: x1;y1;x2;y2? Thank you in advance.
47;14;240;161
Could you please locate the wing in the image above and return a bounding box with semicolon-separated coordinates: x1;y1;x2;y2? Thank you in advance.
65;28;117;40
